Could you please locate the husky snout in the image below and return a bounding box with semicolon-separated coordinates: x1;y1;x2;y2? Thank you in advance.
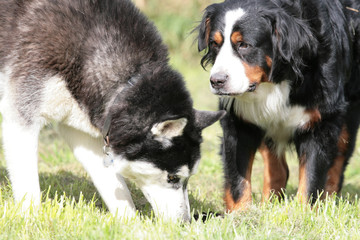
115;159;194;222
140;180;191;222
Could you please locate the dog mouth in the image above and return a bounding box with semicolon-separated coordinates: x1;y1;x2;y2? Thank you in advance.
212;83;257;96
215;92;242;96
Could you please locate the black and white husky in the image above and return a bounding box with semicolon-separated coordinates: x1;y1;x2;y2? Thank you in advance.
0;0;224;221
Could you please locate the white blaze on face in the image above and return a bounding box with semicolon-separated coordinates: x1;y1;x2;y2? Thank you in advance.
210;8;250;94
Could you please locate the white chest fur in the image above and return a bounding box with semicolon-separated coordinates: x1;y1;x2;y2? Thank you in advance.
222;81;310;153
40;76;101;138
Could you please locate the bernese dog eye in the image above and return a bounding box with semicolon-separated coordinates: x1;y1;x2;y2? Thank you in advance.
210;40;218;48
167;174;180;184
238;41;249;50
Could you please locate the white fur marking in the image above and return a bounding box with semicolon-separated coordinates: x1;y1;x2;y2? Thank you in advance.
141;184;190;222
176;165;190;178
222;81;311;154
191;158;201;175
2;120;41;209
40;76;101;138
151;118;188;148
115;161;190;185
114;160;191;221
58;125;136;218
0;67;42;210
151;118;187;138
210;8;249;94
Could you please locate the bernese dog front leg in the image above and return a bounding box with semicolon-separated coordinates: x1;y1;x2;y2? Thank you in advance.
295;118;343;204
325;103;360;194
220;111;263;212
259;142;288;201
324;126;349;195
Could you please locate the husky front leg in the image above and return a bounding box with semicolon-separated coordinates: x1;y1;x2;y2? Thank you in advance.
58;124;136;218
2;116;42;209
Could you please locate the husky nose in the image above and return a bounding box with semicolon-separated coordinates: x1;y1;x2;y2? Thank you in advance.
210;73;228;89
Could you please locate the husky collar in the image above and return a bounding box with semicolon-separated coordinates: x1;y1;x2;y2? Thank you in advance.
101;75;140;146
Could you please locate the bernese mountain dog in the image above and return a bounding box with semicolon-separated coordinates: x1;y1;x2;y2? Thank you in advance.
196;0;360;211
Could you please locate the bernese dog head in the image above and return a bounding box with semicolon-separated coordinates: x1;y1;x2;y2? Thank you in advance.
196;0;317;96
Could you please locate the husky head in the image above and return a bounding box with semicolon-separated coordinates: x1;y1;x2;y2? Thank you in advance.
113;110;224;222
104;68;225;222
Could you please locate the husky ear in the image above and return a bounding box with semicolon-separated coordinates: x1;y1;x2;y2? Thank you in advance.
194;110;226;130
151;118;188;141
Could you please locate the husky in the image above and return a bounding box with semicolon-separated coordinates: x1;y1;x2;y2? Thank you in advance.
0;0;225;222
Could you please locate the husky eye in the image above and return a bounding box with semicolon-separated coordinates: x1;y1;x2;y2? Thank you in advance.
167;174;180;184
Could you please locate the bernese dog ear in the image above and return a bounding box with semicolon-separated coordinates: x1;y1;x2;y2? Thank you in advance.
197;12;211;52
197;4;219;52
268;10;318;81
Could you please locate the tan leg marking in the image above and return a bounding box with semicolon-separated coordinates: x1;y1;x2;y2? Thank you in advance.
297;156;308;203
303;108;322;130
260;143;288;201
324;126;349;195
224;153;254;212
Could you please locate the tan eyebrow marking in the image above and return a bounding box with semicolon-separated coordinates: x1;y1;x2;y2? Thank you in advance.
231;31;243;44
213;31;223;45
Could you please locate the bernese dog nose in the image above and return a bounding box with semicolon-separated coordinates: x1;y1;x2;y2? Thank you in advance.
210;73;228;89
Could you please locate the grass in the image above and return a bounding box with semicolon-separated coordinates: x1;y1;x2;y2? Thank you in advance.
1;0;360;239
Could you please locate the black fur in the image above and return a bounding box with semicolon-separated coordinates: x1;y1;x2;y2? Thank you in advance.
197;0;360;205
